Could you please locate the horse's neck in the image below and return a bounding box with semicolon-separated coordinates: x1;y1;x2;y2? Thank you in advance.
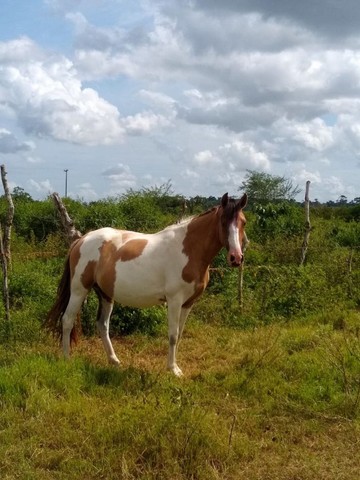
183;209;222;267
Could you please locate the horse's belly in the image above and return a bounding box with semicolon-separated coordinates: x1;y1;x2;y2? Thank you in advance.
112;264;167;308
114;291;165;308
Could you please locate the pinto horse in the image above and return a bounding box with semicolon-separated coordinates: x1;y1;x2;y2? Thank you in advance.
45;192;247;376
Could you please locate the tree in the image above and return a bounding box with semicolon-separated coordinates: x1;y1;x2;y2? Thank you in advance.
12;186;33;202
239;170;301;204
337;195;348;206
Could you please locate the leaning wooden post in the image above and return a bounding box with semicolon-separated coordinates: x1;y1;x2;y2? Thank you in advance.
300;180;311;266
51;192;82;244
238;231;249;312
0;165;14;335
1;165;14;267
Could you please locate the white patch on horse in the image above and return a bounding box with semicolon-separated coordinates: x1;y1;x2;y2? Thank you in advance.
227;220;243;265
112;223;194;308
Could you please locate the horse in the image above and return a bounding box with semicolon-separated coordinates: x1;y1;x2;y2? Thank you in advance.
45;192;247;376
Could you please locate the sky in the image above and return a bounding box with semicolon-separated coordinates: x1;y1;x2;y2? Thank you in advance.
0;0;360;202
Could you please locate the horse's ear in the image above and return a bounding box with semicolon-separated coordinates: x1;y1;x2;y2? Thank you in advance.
221;193;229;208
236;193;248;210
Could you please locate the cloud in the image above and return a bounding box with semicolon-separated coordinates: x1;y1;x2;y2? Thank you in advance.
66;11;130;52
76;182;98;201
194;0;360;40
0;128;34;153
2;1;360;202
193;150;221;166
122;112;171;135
68;3;360;141
0;37;169;147
25;155;43;164
189;140;270;193
219;140;271;171
182;168;200;179
323;176;348;196
102;163;137;192
138;89;177;111
45;0;78;12
293;168;322;184
275;118;334;152
0;38;125;145
28;178;54;195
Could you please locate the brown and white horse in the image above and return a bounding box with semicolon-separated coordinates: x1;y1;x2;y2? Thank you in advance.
45;192;247;376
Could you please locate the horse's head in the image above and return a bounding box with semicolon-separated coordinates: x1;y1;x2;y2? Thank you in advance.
219;192;248;267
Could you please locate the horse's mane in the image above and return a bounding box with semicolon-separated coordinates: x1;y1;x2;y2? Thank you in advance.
197;206;219;218
163;206;219;230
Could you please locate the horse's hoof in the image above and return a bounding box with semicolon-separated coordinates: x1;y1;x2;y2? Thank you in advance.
169;365;183;377
109;356;120;366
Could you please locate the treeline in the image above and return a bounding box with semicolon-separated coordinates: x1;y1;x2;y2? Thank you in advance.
1;181;359;243
0;184;221;242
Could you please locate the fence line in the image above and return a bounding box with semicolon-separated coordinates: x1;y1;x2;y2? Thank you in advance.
7;244;360;266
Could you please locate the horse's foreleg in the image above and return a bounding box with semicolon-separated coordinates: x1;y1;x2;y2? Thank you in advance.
96;297;119;366
167;298;183;376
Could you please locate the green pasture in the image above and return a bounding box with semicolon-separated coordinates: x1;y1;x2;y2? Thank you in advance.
0;317;359;480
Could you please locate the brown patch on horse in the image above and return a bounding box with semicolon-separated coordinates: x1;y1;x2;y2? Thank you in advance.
121;232;138;242
182;209;221;284
69;236;96;290
181;209;222;305
236;211;247;243
81;260;96;290
119;238;148;261
182;269;210;308
96;238;148;299
69;236;84;278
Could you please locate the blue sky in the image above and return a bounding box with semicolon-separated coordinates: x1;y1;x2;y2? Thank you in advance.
0;0;359;202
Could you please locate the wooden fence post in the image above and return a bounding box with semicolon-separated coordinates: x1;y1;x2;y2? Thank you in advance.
0;165;14;335
238;232;249;312
51;192;82;244
300;180;311;266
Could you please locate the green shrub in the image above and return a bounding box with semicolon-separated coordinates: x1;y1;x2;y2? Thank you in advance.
80;291;164;337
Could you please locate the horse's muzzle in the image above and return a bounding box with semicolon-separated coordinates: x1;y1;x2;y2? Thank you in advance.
228;253;243;267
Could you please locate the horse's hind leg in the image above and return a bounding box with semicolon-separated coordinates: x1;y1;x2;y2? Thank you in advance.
62;289;87;358
177;306;192;352
95;289;119;366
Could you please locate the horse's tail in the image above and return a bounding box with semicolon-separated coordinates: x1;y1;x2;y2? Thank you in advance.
44;254;78;345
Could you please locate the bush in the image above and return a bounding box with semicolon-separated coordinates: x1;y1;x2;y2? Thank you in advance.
252;201;304;242
80;291;165;337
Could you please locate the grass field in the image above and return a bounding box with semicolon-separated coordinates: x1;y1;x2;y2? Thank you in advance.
0;315;360;480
